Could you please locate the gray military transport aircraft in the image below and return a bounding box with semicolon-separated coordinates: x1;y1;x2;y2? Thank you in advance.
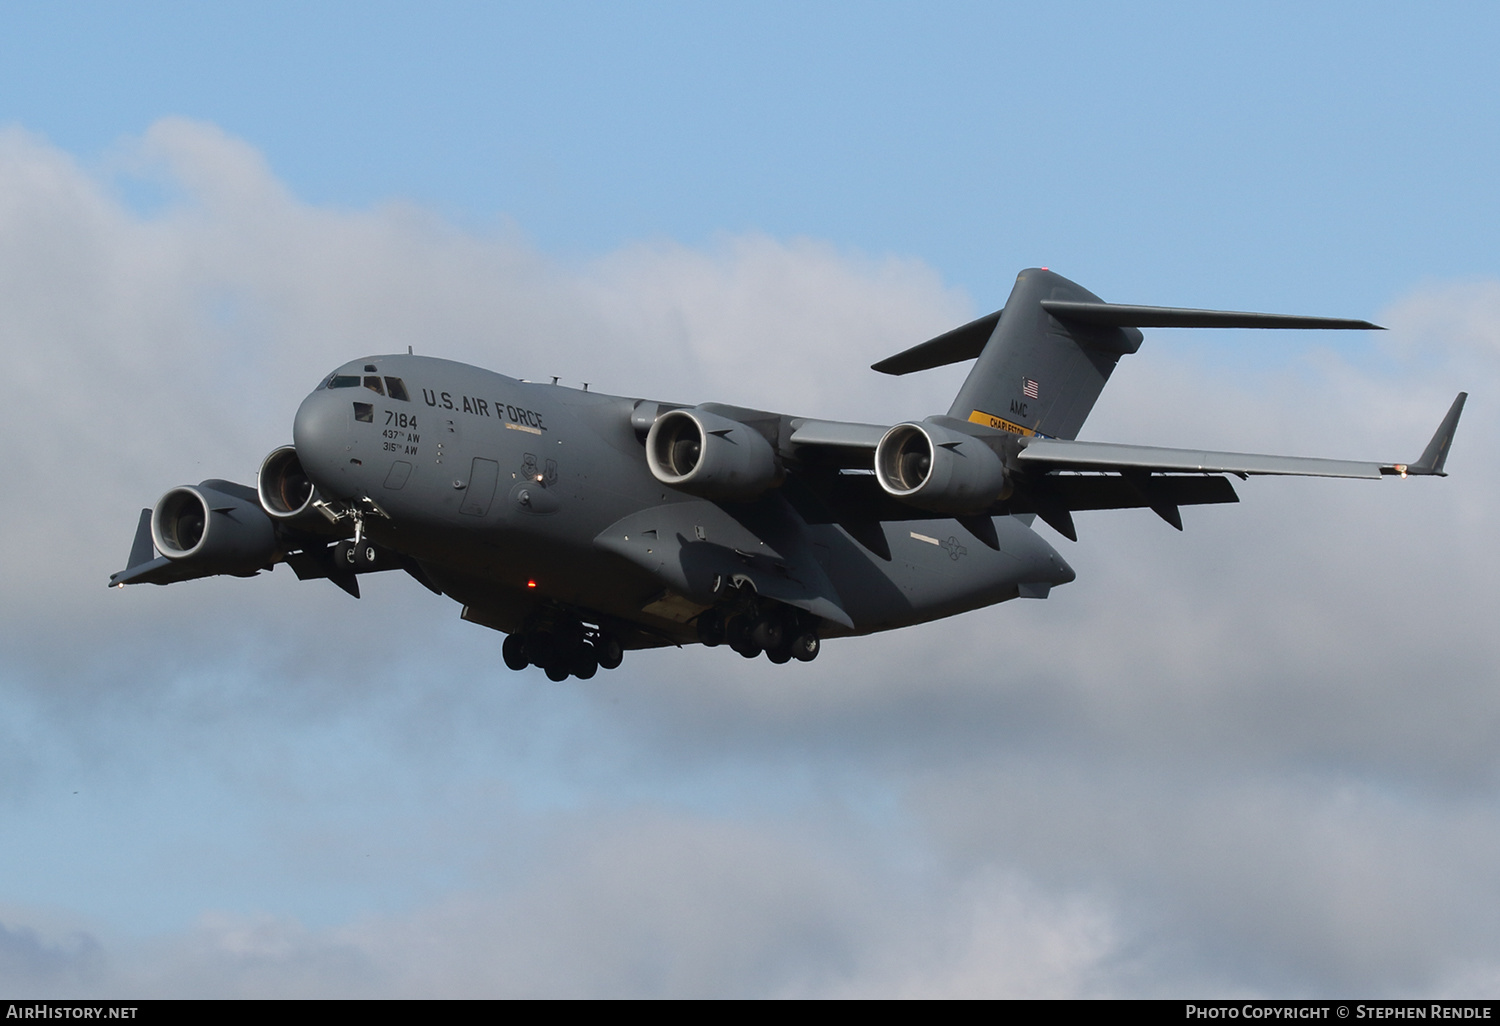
111;268;1466;681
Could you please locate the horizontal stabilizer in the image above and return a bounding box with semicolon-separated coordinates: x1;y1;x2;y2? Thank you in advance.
871;311;1001;375
871;297;1383;378
1040;301;1384;331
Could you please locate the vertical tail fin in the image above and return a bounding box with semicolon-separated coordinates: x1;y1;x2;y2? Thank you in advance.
948;269;1141;441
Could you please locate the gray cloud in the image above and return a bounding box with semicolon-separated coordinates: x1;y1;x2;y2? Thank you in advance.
1;119;1497;996
0;919;103;992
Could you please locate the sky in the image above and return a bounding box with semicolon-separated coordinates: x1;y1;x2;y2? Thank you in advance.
1;1;1499;998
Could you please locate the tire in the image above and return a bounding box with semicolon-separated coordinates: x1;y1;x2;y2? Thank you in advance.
337;540;357;566
765;643;792;665
596;634;624;670
357;543;377;569
750;616;784;651
529;632;556;671
731;635;762;659
502;634;528;671
545;664;570;682
791;633;820;662
573;642;598;680
696;609;726;647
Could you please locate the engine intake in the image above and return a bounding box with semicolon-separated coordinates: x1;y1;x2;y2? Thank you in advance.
646;408;781;501
151;482;277;574
875;420;1010;514
258;445;319;520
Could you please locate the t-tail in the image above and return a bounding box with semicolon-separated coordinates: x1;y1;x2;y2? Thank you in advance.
873;267;1385;441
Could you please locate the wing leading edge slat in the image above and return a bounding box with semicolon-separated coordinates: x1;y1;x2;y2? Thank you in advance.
1017;439;1384;479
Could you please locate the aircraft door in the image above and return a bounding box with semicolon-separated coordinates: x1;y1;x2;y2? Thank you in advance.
460;458;500;517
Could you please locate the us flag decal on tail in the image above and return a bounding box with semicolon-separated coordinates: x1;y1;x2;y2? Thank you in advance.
1022;377;1040;399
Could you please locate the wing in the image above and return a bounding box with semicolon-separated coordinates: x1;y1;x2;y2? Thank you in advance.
780;393;1467;544
1020;391;1467;481
1015;439;1382;479
106;478;443;599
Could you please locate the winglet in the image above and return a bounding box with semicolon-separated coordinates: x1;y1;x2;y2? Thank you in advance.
126;508;154;570
1388;392;1467;477
108;509;158;587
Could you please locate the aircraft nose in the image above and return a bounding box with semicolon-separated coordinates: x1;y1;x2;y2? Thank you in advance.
292;389;353;492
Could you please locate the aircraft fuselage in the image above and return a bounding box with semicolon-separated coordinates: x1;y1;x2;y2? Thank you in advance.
291;354;1075;649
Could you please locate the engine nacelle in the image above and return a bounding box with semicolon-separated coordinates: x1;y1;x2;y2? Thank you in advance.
257;445;320;521
875;420;1010;514
151;481;277;575
645;408;782;501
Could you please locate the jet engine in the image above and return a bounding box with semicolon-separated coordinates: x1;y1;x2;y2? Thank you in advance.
257;445;320;520
151;481;278;575
874;420;1010;514
646;408;782;501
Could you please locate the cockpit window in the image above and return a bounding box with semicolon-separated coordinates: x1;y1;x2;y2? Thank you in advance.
353;402;374;423
363;375;386;396
384;377;410;402
322;375;360;390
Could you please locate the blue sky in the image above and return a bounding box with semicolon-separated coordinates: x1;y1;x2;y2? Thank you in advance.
2;2;1499;997
9;2;1500;306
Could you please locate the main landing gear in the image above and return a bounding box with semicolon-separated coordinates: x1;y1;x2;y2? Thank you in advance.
694;603;820;665
502;621;624;682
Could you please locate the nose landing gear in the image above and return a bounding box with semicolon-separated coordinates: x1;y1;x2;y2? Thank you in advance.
335;538;380;570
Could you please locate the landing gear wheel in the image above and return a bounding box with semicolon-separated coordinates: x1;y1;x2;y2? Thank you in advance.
726;616;760;658
596;634;624;671
528;633;556;673
337;540;377;569
750;616;784;651
545;663;570;682
696;609;726;648
573;642;599;680
791;633;820;662
731;638;762;659
502;634;528;671
765;642;792;665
